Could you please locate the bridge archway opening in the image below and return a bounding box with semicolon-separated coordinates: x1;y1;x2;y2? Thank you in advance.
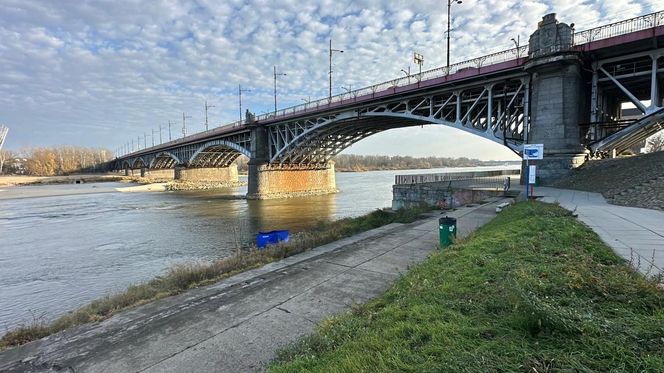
131;157;146;169
150;152;180;169
268;111;522;166
187;140;250;168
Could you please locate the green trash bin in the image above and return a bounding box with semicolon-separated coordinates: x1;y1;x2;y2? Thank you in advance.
439;216;457;248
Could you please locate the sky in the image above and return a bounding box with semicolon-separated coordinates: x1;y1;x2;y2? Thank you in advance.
0;0;660;160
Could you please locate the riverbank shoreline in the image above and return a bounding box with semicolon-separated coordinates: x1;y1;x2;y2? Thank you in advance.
0;174;127;187
0;206;431;351
0;199;504;371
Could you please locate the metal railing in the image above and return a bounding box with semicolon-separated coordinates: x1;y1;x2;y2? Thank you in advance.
395;169;520;185
253;45;528;124
574;10;664;45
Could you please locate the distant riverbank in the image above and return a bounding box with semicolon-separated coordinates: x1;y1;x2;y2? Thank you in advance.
0;174;126;187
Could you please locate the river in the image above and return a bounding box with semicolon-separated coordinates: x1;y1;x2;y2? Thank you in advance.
0;166;515;330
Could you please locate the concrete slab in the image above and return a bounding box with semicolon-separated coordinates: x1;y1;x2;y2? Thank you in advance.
538;187;664;277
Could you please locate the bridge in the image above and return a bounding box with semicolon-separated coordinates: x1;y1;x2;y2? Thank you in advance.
111;11;664;199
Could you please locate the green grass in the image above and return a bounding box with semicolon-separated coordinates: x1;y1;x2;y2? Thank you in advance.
0;207;429;350
270;202;664;372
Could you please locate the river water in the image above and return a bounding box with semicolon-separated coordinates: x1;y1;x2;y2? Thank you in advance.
0;167;515;330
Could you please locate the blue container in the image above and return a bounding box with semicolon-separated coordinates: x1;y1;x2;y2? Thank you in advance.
256;232;273;248
273;230;289;243
256;230;289;249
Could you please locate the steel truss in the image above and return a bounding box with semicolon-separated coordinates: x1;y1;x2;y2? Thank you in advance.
589;48;664;155
265;74;529;166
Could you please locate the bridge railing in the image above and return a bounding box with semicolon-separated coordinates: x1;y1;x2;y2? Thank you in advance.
395;169;520;185
252;44;528;124
574;10;664;45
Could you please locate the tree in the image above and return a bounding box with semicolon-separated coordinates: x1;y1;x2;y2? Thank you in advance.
646;132;664;153
0;149;15;174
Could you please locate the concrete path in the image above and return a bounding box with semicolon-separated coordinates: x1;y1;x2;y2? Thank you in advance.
537;187;664;276
0;199;506;373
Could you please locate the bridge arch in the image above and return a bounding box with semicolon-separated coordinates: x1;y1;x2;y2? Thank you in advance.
187;139;251;168
267;77;527;165
149;152;181;169
131;157;147;169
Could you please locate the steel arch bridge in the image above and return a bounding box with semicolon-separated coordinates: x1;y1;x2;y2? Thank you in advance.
264;74;528;167
110;10;664;197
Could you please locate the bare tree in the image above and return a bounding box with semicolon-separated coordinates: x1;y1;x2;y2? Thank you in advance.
646;132;664;153
0;149;14;174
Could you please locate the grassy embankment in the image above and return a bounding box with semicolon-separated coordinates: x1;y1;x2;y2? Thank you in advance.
0;207;428;350
271;202;664;372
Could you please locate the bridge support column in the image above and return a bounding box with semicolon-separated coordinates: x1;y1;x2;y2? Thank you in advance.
247;163;338;199
174;165;238;183
525;13;588;183
246;123;337;199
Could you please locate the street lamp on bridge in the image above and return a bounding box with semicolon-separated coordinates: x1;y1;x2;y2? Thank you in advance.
182;112;192;137
238;84;251;122
329;39;344;102
204;100;215;131
401;67;411;84
274;66;287;114
413;52;424;81
446;0;463;71
511;35;521;58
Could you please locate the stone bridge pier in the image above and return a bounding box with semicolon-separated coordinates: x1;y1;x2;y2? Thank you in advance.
174;165;238;183
525;13;588;183
247;124;337;199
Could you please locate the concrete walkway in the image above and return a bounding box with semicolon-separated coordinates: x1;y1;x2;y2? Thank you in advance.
537;187;664;276
0;199;506;373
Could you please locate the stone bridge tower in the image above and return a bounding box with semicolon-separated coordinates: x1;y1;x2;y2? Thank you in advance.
525;13;588;181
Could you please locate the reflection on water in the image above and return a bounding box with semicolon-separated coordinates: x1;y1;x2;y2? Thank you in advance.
0;166;515;329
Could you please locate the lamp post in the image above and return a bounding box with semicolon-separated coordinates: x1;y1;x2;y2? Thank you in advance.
182;112;192;137
329;39;344;101
414;52;424;81
273;66;287;114
204;100;215;131
341;85;352;100
151;128;155;147
447;0;463;71
511;35;520;58
158;124;163;144
168;120;173;141
238;84;251;122
401;67;411;84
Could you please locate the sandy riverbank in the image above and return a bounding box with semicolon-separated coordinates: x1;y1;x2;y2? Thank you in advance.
0;174;126;186
114;183;169;192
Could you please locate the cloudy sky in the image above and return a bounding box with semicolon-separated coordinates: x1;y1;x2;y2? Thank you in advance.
0;0;660;160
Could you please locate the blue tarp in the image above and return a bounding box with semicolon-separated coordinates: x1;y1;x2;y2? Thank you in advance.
256;230;289;248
